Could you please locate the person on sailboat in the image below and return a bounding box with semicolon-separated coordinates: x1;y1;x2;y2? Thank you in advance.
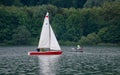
77;45;81;50
40;48;44;52
36;48;44;52
76;45;83;52
36;48;40;52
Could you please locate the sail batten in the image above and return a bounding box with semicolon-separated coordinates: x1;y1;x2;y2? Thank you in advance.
38;12;61;51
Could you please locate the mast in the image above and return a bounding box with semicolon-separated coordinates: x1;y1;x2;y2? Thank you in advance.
49;18;51;51
46;12;51;51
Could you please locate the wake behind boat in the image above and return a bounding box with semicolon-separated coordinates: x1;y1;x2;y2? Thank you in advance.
28;12;62;55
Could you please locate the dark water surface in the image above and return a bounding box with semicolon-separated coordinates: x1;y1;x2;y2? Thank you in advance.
0;46;120;75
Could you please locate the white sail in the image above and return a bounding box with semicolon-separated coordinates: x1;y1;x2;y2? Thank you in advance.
50;25;61;50
38;12;61;51
38;12;50;48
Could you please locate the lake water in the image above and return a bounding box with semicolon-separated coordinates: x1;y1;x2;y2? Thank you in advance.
0;46;120;75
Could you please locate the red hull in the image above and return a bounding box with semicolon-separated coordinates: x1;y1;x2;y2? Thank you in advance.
28;51;62;55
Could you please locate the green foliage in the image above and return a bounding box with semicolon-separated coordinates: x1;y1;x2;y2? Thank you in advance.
102;1;120;25
65;13;83;41
78;36;88;45
79;8;100;35
0;0;22;6
52;14;65;40
0;6;29;45
84;0;117;8
0;0;87;8
0;0;118;8
12;26;31;45
0;1;120;46
84;0;103;8
78;33;101;45
98;26;120;43
98;1;120;44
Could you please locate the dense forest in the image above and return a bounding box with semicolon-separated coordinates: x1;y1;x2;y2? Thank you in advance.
0;0;120;46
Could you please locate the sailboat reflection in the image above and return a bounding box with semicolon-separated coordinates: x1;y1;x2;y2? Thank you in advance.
38;55;61;75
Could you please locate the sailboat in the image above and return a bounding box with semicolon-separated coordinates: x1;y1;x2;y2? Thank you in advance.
28;12;62;55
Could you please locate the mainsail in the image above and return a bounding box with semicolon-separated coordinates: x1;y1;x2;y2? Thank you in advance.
38;12;61;50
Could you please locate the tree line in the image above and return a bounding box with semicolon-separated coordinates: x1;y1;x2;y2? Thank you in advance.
0;0;117;8
0;1;120;46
